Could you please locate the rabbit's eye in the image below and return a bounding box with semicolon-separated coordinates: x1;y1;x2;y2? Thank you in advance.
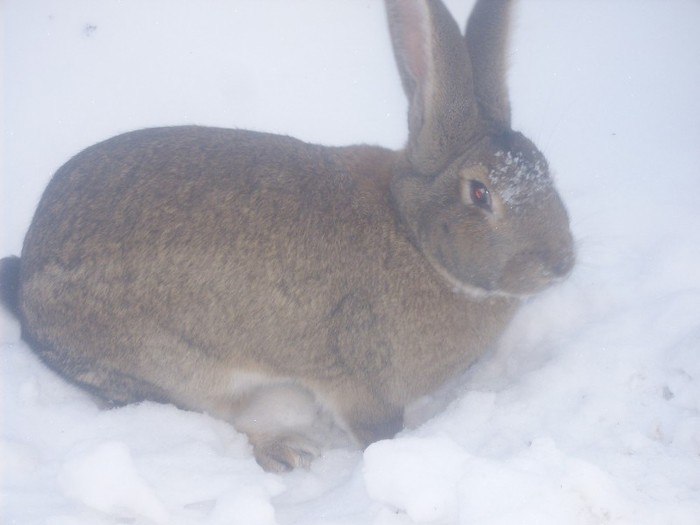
470;180;492;211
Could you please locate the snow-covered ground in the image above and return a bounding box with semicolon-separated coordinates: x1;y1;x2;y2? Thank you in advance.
2;0;700;523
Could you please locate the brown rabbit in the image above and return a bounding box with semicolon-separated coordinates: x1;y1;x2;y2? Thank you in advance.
0;0;574;471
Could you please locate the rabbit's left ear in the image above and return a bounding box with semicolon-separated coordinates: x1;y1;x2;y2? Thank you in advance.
465;0;513;130
385;0;479;176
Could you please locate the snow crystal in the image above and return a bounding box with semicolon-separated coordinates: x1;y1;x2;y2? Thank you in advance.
489;150;553;209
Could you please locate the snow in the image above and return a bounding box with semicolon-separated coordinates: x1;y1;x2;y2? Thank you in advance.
489;150;551;209
364;436;469;523
2;1;700;524
59;441;170;523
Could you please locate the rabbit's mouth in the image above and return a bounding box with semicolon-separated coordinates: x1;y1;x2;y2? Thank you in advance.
497;249;575;297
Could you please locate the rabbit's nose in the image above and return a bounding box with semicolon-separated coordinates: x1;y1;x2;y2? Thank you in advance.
552;249;575;278
541;244;575;281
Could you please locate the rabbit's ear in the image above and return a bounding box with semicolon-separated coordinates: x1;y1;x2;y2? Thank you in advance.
465;0;513;130
385;0;479;175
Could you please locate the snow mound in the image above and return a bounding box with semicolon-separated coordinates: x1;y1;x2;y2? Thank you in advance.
364;436;469;522
59;441;169;523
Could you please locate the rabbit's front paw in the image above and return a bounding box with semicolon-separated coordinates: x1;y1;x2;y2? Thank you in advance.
251;432;320;472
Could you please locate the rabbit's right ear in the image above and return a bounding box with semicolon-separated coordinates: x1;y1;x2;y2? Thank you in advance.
385;0;479;175
465;0;513;130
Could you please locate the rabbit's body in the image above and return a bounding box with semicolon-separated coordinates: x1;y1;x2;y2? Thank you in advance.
18;126;519;451
1;0;574;471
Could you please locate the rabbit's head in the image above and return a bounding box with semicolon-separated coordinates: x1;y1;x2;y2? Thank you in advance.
387;0;574;298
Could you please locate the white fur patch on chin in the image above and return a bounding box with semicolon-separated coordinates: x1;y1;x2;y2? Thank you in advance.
425;254;525;300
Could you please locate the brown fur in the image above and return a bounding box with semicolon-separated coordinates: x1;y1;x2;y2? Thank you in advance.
1;0;574;471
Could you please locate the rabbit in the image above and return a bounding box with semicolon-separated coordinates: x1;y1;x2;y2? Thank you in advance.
0;0;574;472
